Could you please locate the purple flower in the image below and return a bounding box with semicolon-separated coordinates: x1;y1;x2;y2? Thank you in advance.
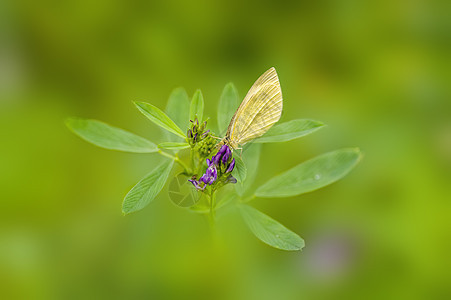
189;144;237;191
188;179;205;191
225;158;235;173
211;144;235;175
218;144;228;155
212;144;228;165
200;165;217;185
222;146;231;164
211;144;230;166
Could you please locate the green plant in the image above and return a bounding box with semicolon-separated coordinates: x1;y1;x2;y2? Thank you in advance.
66;83;361;251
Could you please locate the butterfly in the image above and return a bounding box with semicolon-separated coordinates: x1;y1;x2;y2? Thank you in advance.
220;67;283;150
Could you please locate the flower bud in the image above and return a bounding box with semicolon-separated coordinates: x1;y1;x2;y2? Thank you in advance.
222;146;231;165
226;175;237;184
226;158;235;173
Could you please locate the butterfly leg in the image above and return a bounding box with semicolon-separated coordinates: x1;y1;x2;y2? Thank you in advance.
236;147;243;158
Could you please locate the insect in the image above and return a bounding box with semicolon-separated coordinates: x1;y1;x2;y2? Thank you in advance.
220;67;283;150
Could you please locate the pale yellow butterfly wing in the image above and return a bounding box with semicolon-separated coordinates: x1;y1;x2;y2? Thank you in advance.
226;67;283;147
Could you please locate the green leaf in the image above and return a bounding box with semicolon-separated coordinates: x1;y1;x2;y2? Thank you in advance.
134;101;186;138
165;88;190;142
66;118;157;153
217;83;239;134
254;119;325;143
239;204;304;251
168;173;200;208
122;160;174;214
255;148;362;198
190;89;204;122
232;155;247;183
235;144;261;196
158;142;190;150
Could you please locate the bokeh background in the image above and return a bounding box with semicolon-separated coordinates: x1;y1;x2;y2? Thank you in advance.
1;0;450;299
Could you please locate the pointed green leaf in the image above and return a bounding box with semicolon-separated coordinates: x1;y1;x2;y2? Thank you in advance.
158;142;190;150
190;90;204;122
134;101;186;138
66;118;157;153
239;204;304;251
254;119;325;143
235;144;261;196
255;148;362;198
122;160;174;214
232;155;247;183
165;88;190;142
217;83;239;134
168;173;200;208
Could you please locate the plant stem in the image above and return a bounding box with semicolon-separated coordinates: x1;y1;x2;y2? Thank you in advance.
241;194;256;203
208;189;216;233
190;148;198;176
191;148;203;177
158;150;192;174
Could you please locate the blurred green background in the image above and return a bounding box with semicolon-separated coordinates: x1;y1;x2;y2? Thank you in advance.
1;0;450;299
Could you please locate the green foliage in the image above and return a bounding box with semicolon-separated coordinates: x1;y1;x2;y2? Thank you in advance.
66;118;157;153
134;101;186;138
217;83;239;134
158;142;190;150
239;204;305;251
254;119;325;143
165;87;190;132
122;160;174;214
255;148;362;198
232;155;247;183
165;88;190;141
66;82;361;251
190;90;204;122
235;144;261;196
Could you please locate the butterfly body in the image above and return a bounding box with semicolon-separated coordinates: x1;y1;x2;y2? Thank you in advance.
221;67;283;150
